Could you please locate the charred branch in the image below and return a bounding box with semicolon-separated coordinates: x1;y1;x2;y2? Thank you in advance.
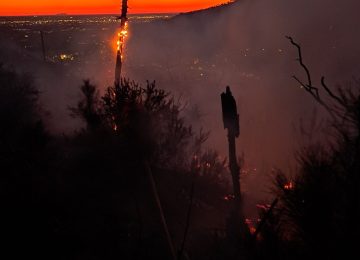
286;36;338;119
286;36;318;98
321;77;345;106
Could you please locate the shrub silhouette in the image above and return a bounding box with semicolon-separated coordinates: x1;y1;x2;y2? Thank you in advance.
272;82;360;259
64;79;230;259
260;39;360;260
70;79;102;131
0;64;51;259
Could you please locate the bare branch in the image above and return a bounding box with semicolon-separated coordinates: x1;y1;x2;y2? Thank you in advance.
292;75;306;89
293;75;320;101
321;77;344;106
286;36;314;91
286;36;336;120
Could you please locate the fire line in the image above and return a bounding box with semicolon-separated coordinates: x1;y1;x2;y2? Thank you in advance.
115;0;129;85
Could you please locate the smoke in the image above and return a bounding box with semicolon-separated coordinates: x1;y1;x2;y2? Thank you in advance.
121;0;360;206
1;0;359;210
0;16;120;132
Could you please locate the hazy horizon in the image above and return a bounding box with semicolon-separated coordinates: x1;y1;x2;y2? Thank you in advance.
0;0;231;17
0;12;178;18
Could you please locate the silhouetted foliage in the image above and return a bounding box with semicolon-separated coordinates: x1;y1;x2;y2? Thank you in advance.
272;83;360;259
259;39;360;260
70;79;102;131
58;78;231;259
0;64;51;259
73;79;195;168
0;64;45;148
0;66;236;259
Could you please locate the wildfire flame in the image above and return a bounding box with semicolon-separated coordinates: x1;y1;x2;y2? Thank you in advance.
116;21;128;56
112;116;118;132
224;194;235;201
114;17;128;84
284;181;294;190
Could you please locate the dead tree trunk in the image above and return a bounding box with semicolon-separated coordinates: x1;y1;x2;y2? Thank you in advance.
228;130;241;207
221;86;248;242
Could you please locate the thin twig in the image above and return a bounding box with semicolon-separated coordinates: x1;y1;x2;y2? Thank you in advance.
286;36;314;92
286;36;337;119
321;77;344;106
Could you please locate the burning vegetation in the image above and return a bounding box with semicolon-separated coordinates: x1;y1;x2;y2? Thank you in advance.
0;1;360;260
115;0;129;84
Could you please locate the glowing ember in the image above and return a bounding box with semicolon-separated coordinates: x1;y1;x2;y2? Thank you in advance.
284;181;294;190
245;218;257;234
224;194;235;201
111;116;117;131
256;203;271;210
59;53;74;61
249;226;256;235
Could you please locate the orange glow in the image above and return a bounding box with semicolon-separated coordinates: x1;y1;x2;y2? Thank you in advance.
116;20;128;59
284;181;294;190
0;1;231;16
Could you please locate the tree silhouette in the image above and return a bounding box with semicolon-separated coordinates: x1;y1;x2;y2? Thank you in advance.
70;80;102;131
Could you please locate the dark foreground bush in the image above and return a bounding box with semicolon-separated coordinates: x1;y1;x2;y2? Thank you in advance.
0;68;232;259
